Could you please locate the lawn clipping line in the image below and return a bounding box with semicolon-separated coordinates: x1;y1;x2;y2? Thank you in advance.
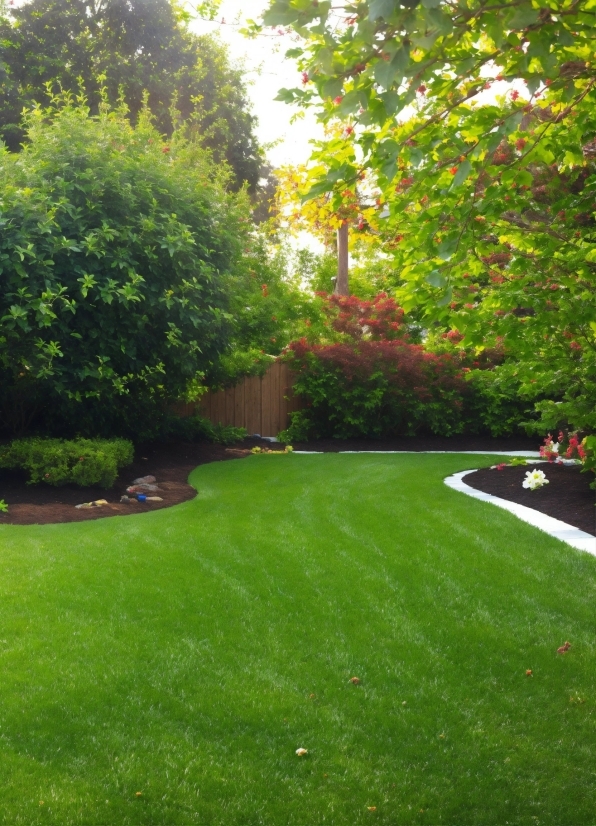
292;450;595;557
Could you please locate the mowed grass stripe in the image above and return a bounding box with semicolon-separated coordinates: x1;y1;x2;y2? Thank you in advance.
0;454;594;825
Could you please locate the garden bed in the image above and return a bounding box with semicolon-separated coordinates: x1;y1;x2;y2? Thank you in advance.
2;433;591;534
463;463;595;537
0;439;264;526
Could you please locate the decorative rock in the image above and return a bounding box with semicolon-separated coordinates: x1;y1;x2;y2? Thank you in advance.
75;499;109;509
146;496;163;502
120;495;130;504
126;484;160;494
132;475;156;485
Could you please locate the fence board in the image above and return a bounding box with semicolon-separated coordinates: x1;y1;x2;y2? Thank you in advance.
251;377;264;435
234;381;245;428
261;366;272;438
175;362;302;436
225;386;235;426
270;361;281;436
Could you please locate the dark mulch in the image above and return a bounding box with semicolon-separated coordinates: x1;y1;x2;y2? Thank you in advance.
290;434;539;453
2;433;591;534
0;439;265;526
464;463;596;537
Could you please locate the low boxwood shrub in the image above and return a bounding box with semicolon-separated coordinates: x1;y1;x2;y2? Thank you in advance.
0;438;134;488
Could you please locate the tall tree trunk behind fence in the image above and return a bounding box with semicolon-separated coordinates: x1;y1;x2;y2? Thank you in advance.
335;222;349;296
172;362;301;437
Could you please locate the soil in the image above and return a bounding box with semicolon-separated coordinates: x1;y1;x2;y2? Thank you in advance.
463;462;595;537
0;439;265;527
290;434;539;453
0;434;593;534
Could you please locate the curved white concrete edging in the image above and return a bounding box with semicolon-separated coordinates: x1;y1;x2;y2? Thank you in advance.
445;469;596;556
294;450;542;456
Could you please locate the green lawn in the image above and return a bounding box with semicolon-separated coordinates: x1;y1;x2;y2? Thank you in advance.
0;453;594;825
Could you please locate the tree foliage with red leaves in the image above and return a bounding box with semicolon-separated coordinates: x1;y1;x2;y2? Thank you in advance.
282;294;469;439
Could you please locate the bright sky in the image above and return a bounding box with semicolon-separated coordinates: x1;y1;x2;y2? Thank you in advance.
189;0;324;170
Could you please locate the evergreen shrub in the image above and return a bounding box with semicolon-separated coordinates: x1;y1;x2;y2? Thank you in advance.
0;438;134;488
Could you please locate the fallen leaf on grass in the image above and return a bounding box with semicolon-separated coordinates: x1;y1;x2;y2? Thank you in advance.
526;669;533;676
296;748;308;756
367;806;377;812
349;677;361;685
135;792;142;797
557;641;571;654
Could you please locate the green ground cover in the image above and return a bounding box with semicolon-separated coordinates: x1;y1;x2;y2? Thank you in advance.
0;454;594;825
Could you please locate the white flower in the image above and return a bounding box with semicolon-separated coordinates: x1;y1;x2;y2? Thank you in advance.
522;469;549;490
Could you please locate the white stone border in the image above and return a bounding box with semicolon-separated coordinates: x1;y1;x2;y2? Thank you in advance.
445;469;596;556
293;450;542;456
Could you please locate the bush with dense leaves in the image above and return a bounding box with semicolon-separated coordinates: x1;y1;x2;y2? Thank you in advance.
278;295;470;440
281;337;469;440
0;438;134;488
279;294;536;442
160;415;247;446
0;100;249;438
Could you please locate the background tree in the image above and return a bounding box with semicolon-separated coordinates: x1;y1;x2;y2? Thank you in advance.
0;0;261;190
274;125;382;295
0;99;249;438
260;0;596;434
210;233;323;386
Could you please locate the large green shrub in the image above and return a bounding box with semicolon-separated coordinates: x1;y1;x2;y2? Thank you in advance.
0;100;249;437
0;438;134;488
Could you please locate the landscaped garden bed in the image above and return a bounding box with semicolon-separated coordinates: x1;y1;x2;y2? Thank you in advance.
463;463;595;537
3;433;593;538
0;438;263;526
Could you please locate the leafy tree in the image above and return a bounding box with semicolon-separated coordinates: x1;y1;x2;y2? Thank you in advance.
260;0;596;433
0;0;261;190
0;100;249;437
212;236;323;385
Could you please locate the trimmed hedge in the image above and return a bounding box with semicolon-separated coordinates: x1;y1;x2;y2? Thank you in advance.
0;438;134;488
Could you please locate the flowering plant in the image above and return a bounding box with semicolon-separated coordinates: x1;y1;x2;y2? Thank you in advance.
522;469;549;491
539;435;560;463
540;432;585;465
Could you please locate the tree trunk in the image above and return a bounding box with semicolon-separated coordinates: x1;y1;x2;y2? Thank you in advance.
335;222;349;296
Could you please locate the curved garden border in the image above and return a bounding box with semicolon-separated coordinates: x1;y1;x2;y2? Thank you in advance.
444;468;596;557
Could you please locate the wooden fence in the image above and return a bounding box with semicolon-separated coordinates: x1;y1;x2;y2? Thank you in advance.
173;361;302;437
